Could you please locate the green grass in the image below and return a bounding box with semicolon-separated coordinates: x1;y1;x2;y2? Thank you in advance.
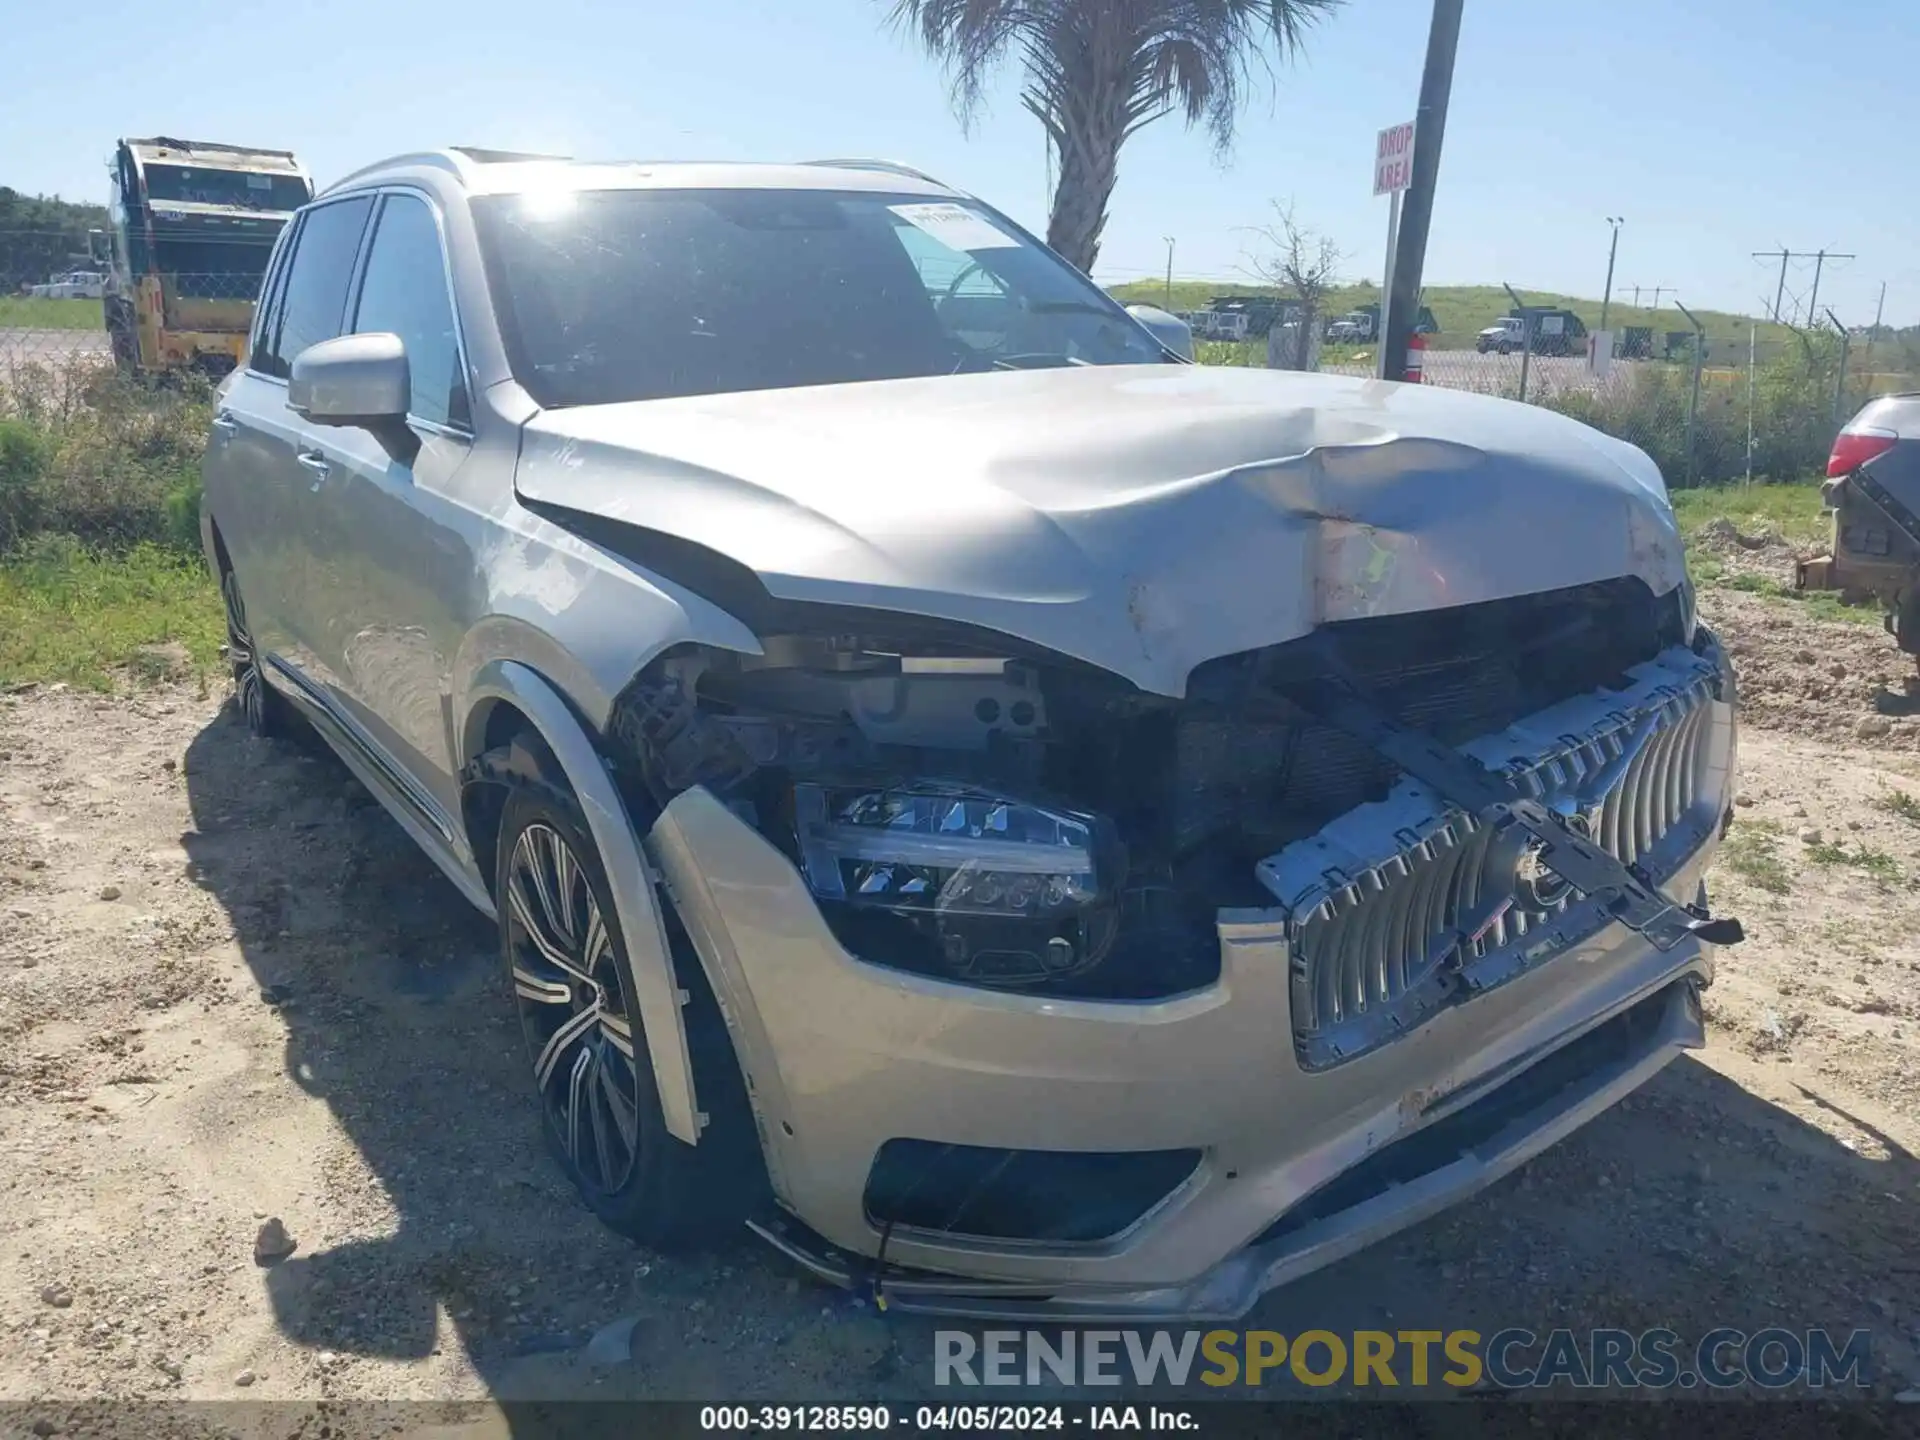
1875;787;1920;827
0;539;223;691
1804;838;1902;882
1717;818;1792;895
1192;338;1370;369
0;295;102;330
1670;481;1831;550
1673;479;1885;626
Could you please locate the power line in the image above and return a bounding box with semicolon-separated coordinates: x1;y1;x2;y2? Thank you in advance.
1751;247;1854;324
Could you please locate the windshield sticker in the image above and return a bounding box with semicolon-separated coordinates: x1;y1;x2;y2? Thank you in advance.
889;202;1021;252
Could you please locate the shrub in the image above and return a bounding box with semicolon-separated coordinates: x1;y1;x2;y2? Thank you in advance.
0;417;53;546
0;359;211;557
1536;330;1867;488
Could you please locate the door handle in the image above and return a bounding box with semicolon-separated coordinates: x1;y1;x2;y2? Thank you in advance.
210;412;238;445
296;450;332;490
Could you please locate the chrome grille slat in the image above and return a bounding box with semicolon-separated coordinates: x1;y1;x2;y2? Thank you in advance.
1273;646;1725;1071
1651;718;1681;840
1599;729;1627;860
1349;872;1386;1016
1649;709;1676;846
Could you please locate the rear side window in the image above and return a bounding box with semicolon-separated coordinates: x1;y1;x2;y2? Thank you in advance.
246;222;298;375
350;193;469;430
255;195;373;379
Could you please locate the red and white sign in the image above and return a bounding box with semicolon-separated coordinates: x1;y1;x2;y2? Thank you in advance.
1374;121;1415;196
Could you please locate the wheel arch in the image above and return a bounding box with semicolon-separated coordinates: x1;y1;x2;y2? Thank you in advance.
202;508;229;586
458;658;706;1147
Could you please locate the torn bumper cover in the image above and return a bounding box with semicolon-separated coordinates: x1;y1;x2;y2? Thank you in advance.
645;635;1739;1320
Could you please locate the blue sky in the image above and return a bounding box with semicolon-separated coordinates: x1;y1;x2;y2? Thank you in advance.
6;0;1914;325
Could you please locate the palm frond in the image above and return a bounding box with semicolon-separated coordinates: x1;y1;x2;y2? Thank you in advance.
886;0;1344;269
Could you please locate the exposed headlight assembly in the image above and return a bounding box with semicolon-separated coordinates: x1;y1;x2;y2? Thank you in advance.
793;782;1121;987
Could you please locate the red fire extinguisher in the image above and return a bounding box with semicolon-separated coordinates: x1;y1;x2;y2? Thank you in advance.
1404;331;1426;384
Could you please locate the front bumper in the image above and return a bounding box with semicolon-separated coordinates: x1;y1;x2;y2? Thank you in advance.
645;638;1737;1320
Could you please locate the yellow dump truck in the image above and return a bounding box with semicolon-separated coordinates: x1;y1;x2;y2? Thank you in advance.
98;137;313;375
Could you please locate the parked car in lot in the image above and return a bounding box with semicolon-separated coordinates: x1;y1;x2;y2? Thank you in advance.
28;269;107;299
1796;392;1920;661
201;148;1740;1319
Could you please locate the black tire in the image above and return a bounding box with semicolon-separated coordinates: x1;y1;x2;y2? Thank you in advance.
1894;587;1920;659
105;297;138;373
489;751;762;1248
219;564;293;738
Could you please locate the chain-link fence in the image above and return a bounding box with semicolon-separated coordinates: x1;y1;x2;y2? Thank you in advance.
0;282;232;556
1200;325;1913;488
3;271;267;400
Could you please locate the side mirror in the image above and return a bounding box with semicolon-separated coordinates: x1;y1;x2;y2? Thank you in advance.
1125;304;1194;362
289;333;417;459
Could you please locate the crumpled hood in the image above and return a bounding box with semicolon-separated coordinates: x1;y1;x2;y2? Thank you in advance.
515;364;1686;696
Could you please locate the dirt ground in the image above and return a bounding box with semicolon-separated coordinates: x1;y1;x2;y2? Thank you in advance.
2;585;1919;1424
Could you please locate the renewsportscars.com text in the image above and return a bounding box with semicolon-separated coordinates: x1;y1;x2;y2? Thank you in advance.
934;1327;1873;1391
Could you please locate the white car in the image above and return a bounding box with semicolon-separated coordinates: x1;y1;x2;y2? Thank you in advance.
29;270;107;300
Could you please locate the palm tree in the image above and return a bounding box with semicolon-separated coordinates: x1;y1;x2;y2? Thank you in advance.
888;0;1343;274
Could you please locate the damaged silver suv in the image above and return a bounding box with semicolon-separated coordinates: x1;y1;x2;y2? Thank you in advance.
200;149;1742;1320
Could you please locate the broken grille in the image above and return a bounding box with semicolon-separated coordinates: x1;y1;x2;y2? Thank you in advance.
1259;646;1725;1071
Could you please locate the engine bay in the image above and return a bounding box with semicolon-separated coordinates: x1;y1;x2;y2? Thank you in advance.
606;577;1686;999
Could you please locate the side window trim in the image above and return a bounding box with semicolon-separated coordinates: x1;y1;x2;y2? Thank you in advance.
246;215;301;378
264;194;377;381
345;185;476;438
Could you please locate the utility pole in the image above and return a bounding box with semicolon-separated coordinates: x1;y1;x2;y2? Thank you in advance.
1750;246;1854;325
1162;236;1175;310
1754;248;1790;322
1599;216;1623;331
1646;284;1673;311
1806;248;1852;325
1675;299;1706;483
1867;279;1886;369
1623;284;1642;309
1381;0;1464;384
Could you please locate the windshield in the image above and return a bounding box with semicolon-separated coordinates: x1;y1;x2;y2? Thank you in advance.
142;163;311;212
473;188;1169;408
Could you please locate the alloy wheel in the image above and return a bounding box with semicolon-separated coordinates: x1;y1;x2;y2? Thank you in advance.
505;822;644;1197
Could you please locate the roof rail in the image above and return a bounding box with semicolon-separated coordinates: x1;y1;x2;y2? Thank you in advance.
450;146;574;164
323;150;473;194
801;157;945;187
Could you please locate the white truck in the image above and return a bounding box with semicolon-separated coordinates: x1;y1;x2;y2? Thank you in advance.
1325;310;1376;343
1477;317;1525;354
28;270;107;300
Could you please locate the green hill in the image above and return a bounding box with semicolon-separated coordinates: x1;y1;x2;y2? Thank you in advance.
1107;277;1794;352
